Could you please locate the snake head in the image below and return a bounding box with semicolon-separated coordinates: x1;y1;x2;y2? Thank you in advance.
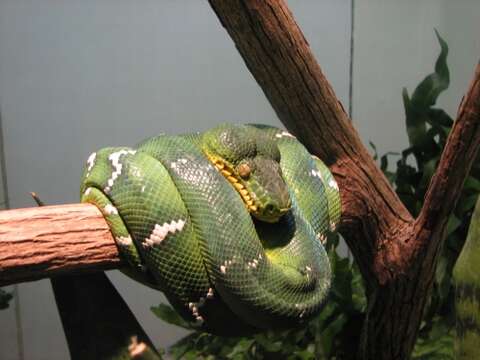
202;124;291;223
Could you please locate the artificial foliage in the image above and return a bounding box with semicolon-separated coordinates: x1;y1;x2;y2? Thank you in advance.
153;31;470;359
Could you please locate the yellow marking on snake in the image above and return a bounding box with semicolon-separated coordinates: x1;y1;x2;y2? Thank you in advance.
207;153;258;212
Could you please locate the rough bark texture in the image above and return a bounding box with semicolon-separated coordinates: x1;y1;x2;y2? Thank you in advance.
0;203;121;286
207;1;480;359
0;2;479;359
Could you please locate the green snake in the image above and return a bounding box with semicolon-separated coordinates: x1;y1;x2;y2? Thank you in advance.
453;198;480;359
80;124;340;334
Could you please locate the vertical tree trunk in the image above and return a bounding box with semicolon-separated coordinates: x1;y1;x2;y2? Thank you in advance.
207;1;480;358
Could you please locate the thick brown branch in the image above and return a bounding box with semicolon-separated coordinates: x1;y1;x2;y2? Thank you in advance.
0;203;121;286
208;1;480;359
208;0;413;283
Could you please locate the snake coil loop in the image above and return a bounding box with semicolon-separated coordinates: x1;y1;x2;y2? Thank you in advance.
80;124;340;334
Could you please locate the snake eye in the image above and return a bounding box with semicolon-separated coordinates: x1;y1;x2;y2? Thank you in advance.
238;163;251;179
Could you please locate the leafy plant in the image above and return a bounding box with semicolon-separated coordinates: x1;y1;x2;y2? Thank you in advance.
373;30;479;359
152;31;468;359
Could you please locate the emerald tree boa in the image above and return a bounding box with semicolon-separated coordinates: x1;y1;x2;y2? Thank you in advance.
80;124;340;334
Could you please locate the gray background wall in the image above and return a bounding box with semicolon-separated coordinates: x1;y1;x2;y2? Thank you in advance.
0;1;478;359
0;1;351;359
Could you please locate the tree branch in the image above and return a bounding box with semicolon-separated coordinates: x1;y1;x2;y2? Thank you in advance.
208;0;413;283
0;203;121;286
0;3;478;359
207;1;480;359
417;62;480;234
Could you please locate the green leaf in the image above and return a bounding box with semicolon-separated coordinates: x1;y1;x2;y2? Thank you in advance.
457;194;479;213
292;348;315;360
412;317;454;359
446;215;461;238
404;30;449;152
226;338;255;358
151;303;191;330
463;176;480;192
427;108;454;128
380;152;399;172
411;30;450;110
369;141;378;161
254;333;283;353
418;157;438;191
404;88;428;149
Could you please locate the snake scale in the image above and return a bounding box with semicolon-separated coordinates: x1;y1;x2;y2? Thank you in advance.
80;124;340;334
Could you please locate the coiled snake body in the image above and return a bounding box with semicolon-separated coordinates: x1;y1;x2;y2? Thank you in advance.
80;124;340;334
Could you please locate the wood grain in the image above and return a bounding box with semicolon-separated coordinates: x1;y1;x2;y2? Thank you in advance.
208;1;480;358
0;203;121;286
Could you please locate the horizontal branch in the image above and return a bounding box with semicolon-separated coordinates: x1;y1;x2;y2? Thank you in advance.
0;203;121;286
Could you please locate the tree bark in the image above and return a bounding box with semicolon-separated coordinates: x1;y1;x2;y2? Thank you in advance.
207;1;480;359
0;203;121;286
0;2;479;359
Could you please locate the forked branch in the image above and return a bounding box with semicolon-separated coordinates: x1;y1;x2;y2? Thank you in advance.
0;2;479;359
208;1;480;359
417;62;480;233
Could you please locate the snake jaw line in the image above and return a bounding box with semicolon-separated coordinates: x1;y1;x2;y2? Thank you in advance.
207;153;261;213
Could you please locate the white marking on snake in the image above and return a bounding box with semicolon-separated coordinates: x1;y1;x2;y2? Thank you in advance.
129;338;147;358
104;149;136;193
220;258;235;273
116;236;133;247
84;188;92;196
131;167;142;178
328;179;339;190
305;266;312;272
104;204;118;215
206;288;214;299
311;169;323;180
318;233;327;244
144;239;154;248
143;219;186;247
275;131;296;139
85;152;96;176
171;158;188;169
330;221;337;231
141;185;146;193
247;254;263;269
188;297;208;325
